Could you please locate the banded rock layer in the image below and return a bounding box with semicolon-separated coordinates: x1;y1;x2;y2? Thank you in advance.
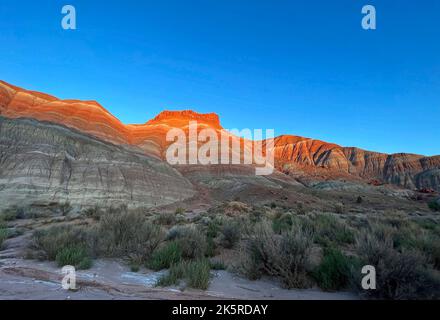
1;80;439;193
0;116;195;210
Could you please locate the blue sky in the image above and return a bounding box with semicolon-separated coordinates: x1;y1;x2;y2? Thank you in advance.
0;0;439;155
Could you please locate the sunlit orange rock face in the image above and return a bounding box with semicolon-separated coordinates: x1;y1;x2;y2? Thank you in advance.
1;80;439;190
0;80;131;146
0;81;230;158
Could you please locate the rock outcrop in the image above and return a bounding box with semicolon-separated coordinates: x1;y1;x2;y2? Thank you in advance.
1;80;439;192
0;116;195;210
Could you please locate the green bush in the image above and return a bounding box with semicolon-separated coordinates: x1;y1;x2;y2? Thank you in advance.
355;229;440;299
220;220;241;249
156;259;211;290
170;226;207;259
205;236;217;257
312;247;360;291
186;259;211;290
156;261;187;287
148;241;182;271
156;212;176;225
55;245;92;269
31;225;92;260
206;219;221;238
312;214;355;246
130;263;140;272
97;208;164;263
0;227;8;249
240;220;313;288
272;213;293;234
415;219;440;237
419;235;440;270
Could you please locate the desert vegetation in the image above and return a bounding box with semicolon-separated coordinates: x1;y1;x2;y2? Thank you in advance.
0;195;436;298
0;225;8;250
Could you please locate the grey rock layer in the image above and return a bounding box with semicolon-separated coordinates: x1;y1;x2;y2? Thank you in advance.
0;117;195;210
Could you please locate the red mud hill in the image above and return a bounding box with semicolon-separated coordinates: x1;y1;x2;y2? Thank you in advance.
1;80;439;191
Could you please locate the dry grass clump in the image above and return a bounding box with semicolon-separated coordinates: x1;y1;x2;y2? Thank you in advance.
30;225;92;261
29;224;94;269
354;224;440;299
156;258;211;290
239;220;313;289
166;225;207;259
312;247;361;291
309;213;355;247
96;208;164;263
224;201;251;216
30;206;165;267
0;227;8;250
155;212;177;225
219;219;241;249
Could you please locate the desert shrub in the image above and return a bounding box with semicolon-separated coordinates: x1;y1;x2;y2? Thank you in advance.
380;210;411;229
312;247;360;291
415;218;440;236
0;227;8;249
155;212;176;225
205;236;217;257
206;218;222;238
156;261;187;287
312;213;355;246
296;203;307;215
272;213;293;234
96;209;164;263
156;259;211;290
186;259;211;289
169;226;207;259
239;220;313;288
355;229;440;299
130;264;140;272
365;219;415;250
148;241;182;271
428;200;440;212
224;201;251;216
55;245;92;269
31;225;92;261
219;220;241;249
249;208;265;223
418;235;440;270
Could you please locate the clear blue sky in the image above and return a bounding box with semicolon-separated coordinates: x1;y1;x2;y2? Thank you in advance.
0;0;439;155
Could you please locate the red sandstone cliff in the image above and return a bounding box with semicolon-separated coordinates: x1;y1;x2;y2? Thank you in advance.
1;80;439;190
